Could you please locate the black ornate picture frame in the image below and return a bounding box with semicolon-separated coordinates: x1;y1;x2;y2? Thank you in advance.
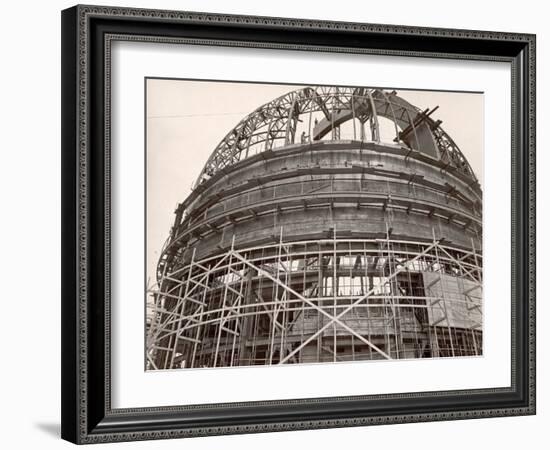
61;4;536;444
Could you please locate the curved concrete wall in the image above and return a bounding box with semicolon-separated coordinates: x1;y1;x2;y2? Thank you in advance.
163;140;481;267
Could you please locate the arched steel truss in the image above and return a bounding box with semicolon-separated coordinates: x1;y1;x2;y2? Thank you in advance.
196;87;477;186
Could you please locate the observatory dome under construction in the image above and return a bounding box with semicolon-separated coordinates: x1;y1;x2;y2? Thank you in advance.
147;85;483;370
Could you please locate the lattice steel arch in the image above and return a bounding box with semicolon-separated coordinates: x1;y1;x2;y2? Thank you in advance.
195;86;478;187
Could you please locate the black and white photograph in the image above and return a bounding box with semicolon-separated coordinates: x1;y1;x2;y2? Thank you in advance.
145;80;484;370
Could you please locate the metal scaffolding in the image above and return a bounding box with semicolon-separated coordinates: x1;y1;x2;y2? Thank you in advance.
147;234;482;369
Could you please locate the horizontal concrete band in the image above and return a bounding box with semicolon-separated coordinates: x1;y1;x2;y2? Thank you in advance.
161;142;481;266
185;171;479;228
184;140;481;212
167;199;480;260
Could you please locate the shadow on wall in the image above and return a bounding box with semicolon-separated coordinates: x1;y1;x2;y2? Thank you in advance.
35;422;60;438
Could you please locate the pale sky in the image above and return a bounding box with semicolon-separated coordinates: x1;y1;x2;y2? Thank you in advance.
146;79;483;287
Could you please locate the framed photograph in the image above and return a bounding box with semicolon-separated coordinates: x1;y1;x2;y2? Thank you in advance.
61;4;536;444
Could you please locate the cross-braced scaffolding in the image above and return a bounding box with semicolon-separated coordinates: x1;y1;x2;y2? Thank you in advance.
146;85;483;370
147;232;482;369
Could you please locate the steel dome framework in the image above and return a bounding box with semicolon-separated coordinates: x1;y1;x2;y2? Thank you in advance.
146;86;483;370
